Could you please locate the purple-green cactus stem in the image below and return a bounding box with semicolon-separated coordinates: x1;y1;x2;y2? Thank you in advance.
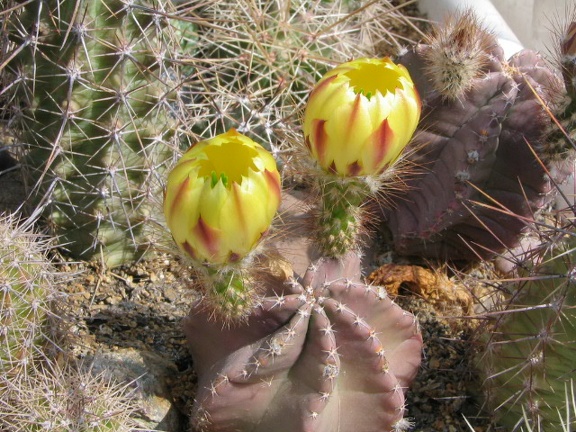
183;252;422;432
380;11;572;262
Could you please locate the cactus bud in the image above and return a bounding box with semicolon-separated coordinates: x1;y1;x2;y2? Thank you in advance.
303;57;421;177
423;10;498;101
164;129;281;266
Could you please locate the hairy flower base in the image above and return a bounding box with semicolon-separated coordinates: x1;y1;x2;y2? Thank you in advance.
196;265;261;321
314;176;373;257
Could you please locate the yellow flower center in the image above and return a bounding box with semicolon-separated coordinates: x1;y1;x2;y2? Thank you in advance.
197;138;259;188
343;62;402;99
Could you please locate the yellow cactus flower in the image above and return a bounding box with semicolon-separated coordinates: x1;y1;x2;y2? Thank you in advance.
164;129;281;265
303;57;421;176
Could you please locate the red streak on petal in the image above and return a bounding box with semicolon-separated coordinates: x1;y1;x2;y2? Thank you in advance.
181;240;197;260
169;176;191;223
312;119;328;164
264;169;281;202
308;74;338;100
346;94;362;140
232;183;247;231
193;216;219;258
373;118;394;170
328;161;338;175
347;161;362;176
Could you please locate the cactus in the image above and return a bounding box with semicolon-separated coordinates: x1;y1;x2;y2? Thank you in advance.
0;210;139;431
0;356;141;431
183;252;422;432
380;10;575;262
186;0;423;159
475;17;576;429
0;211;63;376
479;227;576;430
2;0;196;267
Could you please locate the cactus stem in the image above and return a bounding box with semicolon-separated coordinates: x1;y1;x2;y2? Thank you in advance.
196;264;259;322
315;175;372;258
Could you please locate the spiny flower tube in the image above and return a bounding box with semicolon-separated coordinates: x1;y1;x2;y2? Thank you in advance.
302;58;421;257
164;129;281;319
303;57;420;177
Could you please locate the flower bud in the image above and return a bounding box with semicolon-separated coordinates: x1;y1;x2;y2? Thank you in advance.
164;129;281;265
303;57;421;177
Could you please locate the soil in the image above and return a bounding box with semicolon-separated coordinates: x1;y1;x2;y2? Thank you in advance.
59;255;200;421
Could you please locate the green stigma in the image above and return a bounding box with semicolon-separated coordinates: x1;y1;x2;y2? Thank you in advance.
211;171;229;187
